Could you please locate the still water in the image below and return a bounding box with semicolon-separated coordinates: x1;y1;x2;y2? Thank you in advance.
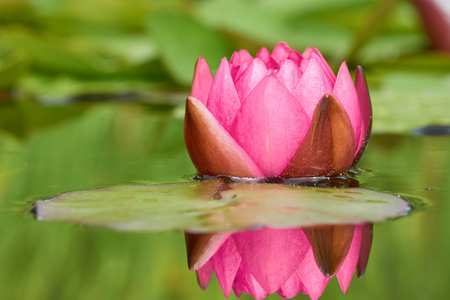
0;101;448;300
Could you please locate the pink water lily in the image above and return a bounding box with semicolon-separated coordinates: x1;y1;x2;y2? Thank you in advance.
184;42;372;178
185;224;373;300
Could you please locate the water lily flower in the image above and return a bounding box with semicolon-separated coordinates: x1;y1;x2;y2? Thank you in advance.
185;224;373;300
184;42;372;178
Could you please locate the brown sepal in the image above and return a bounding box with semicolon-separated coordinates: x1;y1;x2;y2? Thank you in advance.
303;224;355;277
185;232;231;270
184;97;263;178
282;94;356;177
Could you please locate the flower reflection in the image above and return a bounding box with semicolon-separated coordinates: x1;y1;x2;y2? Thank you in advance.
185;224;373;300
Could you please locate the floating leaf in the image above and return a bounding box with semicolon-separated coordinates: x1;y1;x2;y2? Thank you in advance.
35;179;410;232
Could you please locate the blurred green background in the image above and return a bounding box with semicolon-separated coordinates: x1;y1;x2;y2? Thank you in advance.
0;0;449;132
0;0;450;299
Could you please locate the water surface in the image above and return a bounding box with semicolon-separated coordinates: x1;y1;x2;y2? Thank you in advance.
0;101;448;300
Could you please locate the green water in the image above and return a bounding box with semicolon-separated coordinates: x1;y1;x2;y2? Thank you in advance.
0;101;449;300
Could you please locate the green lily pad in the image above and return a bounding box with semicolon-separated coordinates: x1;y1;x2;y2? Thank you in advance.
35;179;409;232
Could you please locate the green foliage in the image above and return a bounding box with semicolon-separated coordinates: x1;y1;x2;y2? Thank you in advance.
369;69;450;133
0;0;447;103
147;12;229;85
0;46;29;90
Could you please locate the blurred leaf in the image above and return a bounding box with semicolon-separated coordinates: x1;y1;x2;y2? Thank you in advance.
345;0;397;61
25;0;64;14
147;11;229;85
0;99;85;139
16;71;174;102
66;34;159;67
17;99;85;132
0;103;27;138
348;1;426;64
368;51;450;72
355;33;425;65
196;0;428;66
3;30;101;77
196;0;373;60
19;75;129;98
369;69;450;133
1;26;175;89
59;0;156;32
0;47;29;90
0;0;35;24
36;179;409;232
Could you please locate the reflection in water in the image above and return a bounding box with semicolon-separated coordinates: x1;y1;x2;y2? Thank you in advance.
185;224;373;300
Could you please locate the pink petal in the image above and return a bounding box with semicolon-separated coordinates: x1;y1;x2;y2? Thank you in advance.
232;279;244;297
333;61;361;146
296;249;331;300
232;228;309;294
234;58;268;103
302;46;315;59
184;97;264;177
272;42;292;63
206;58;241;130
234;265;251;295
302;47;335;83
185;232;233;270
234;264;269;300
287;50;304;67
292;52;335;119
336;225;361;294
196;261;213;290
229;57;241;81
232;60;251;84
256;47;278;70
191;57;213;106
230;49;254;80
210;238;242;297
273;59;302;94
229;76;311;176
353;66;372;164
277;272;307;298
256;47;270;59
357;223;373;278
230;49;253;66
